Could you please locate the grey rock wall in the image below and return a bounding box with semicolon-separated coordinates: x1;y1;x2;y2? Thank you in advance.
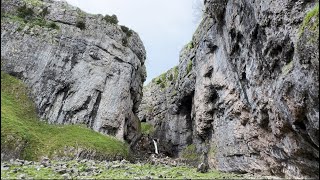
138;0;319;178
1;0;146;143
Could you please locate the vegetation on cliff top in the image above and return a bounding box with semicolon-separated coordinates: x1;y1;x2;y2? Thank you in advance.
2;3;59;31
151;66;179;89
1;72;129;161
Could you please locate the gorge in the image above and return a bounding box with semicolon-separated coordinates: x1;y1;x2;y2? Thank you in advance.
1;0;319;179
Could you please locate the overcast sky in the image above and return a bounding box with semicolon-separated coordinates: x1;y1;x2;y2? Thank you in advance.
64;0;201;84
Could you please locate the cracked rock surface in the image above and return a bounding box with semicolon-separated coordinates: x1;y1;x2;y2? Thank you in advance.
138;0;319;178
1;0;146;143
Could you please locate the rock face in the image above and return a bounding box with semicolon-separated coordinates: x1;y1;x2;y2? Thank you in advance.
138;0;319;178
1;0;146;143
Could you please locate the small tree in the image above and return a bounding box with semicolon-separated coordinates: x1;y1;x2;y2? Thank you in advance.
120;25;133;37
103;14;118;24
76;20;85;30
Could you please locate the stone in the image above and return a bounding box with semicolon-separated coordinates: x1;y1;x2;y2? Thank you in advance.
55;168;67;174
120;159;129;164
11;168;21;173
1;166;9;171
197;163;208;173
62;173;71;180
17;174;26;179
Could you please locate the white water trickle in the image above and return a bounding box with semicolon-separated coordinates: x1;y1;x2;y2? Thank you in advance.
153;139;159;154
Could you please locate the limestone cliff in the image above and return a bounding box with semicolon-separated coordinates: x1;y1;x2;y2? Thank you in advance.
1;0;146;143
138;0;319;178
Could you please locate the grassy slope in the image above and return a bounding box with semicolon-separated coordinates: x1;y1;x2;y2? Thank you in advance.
1;72;129;161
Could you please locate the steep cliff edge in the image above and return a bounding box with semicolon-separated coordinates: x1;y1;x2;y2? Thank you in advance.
1;0;146;143
138;0;319;178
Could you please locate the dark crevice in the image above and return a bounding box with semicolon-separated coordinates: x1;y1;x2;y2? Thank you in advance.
70;53;78;69
52;20;74;26
204;66;213;78
259;109;270;128
73;96;91;114
269;45;283;57
284;42;294;63
241;71;246;81
55;85;70;121
207;43;218;53
94;45;134;68
88;91;102;128
100;124;118;136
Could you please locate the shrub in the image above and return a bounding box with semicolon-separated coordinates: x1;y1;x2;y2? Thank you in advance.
40;7;49;17
76;20;86;30
187;41;194;50
120;25;133;37
48;22;59;30
155;78;162;85
17;5;34;20
32;18;47;27
103;14;118;24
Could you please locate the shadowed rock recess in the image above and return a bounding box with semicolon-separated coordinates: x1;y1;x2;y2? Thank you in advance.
1;0;146;143
138;0;319;179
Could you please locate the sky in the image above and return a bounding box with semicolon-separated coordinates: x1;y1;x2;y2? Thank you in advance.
64;0;202;84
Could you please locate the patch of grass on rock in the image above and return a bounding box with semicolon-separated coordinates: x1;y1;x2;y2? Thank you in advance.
140;122;155;135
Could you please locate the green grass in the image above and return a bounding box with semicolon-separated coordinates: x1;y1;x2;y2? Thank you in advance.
299;3;319;38
187;41;194;50
153;72;167;89
1;164;62;179
1;72;129;161
95;163;241;179
3;14;59;30
140;122;155;135
1;160;244;179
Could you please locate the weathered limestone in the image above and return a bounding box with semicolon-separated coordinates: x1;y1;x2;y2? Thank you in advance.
1;0;146;143
138;0;319;178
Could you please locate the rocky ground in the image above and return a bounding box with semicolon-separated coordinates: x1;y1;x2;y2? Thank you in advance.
1;156;283;179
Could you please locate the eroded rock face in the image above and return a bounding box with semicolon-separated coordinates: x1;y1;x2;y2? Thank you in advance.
1;0;146;143
138;0;319;178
